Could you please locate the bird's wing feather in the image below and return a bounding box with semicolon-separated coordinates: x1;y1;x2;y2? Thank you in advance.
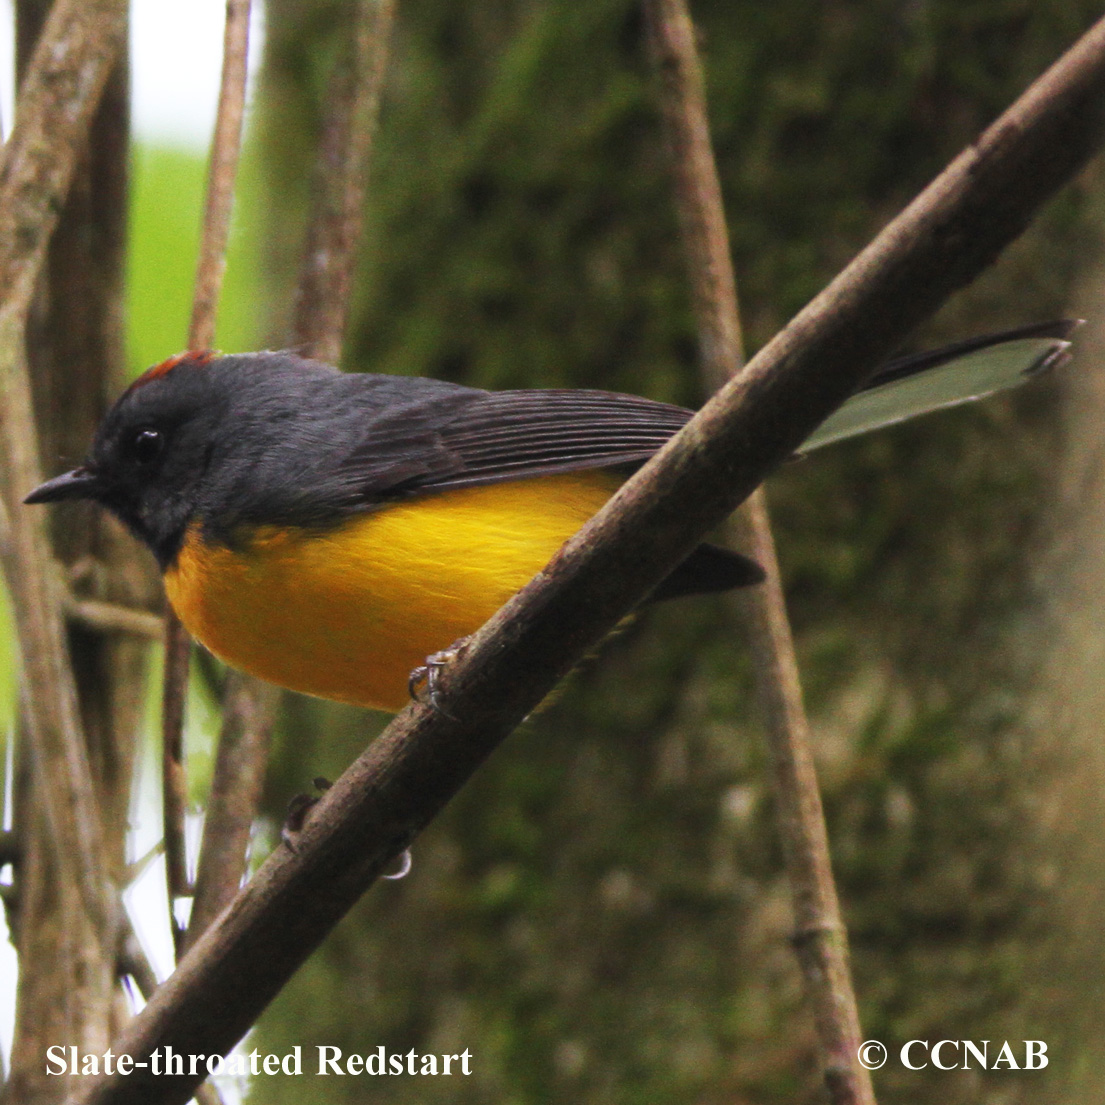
340;388;693;501
338;320;1078;502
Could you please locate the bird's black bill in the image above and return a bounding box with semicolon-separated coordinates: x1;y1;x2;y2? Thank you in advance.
24;466;101;504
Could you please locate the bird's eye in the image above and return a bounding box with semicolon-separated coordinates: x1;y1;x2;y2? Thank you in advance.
129;428;164;466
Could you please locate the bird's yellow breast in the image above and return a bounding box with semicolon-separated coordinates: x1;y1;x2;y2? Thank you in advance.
163;472;618;712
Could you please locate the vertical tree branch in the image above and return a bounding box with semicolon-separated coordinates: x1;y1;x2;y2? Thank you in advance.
643;1;873;1101
189;0;254;353
0;3;129;1099
0;0;127;955
8;0;148;1095
159;614;191;951
184;672;276;947
291;0;396;364
161;0;254;958
0;22;128;890
185;0;397;952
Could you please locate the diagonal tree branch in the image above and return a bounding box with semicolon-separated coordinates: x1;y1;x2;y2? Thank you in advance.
66;17;1105;1105
643;3;873;1102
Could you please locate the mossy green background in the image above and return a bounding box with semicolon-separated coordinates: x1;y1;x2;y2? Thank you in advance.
244;4;1105;1104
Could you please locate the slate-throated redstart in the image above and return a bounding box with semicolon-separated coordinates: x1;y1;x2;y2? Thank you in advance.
26;320;1077;713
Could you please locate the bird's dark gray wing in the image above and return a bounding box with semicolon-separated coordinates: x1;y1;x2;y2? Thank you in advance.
331;385;764;596
339;387;694;501
337;319;1079;500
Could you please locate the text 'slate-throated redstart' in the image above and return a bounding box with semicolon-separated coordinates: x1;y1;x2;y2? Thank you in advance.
26;321;1077;712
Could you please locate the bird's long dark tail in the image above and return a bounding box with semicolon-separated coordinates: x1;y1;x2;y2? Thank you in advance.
652;543;764;602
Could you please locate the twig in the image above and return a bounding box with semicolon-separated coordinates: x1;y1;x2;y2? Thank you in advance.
729;502;867;1096
162;0;254;958
65;18;1105;1104
0;494;11;557
118;918;161;1001
161;614;192;953
185;0;396;952
184;673;277;949
643;3;873;1101
66;597;164;639
188;0;253;352
291;0;396;364
126;840;165;887
5;6;139;1094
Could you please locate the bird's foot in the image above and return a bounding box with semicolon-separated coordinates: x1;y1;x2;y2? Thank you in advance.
281;776;332;852
382;848;413;881
408;637;471;718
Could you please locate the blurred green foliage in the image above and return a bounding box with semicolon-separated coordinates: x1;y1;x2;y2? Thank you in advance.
127;142;265;373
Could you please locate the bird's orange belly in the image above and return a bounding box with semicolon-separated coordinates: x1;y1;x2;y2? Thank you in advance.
163;472;617;712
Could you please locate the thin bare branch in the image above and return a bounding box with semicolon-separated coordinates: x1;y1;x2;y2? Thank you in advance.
291;0;396;363
643;3;873;1102
66;598;163;639
184;673;277;950
118;920;160;1002
644;2;743;378
0;0;126;304
160;614;191;953
162;0;254;957
66;18;1105;1104
0;495;11;556
728;500;868;1097
185;0;395;953
126;840;165;887
188;0;253;352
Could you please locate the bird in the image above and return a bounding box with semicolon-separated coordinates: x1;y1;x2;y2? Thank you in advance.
25;320;1077;713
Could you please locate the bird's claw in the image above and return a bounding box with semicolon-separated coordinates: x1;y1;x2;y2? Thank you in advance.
280;777;332;852
408;638;470;719
382;848;413;881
